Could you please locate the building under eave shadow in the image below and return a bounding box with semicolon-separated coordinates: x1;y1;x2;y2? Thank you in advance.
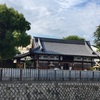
29;37;99;70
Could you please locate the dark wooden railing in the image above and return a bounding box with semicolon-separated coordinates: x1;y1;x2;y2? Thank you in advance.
0;68;100;81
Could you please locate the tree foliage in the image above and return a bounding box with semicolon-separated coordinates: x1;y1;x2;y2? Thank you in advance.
94;25;100;50
0;4;31;60
63;35;85;40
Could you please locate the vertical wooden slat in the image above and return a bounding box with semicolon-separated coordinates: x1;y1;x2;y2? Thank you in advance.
99;71;100;81
69;70;71;80
80;71;81;81
75;70;76;80
11;68;12;81
54;70;56;80
20;69;22;81
30;68;31;80
38;69;40;80
82;57;84;70
62;70;64;81
92;71;94;81
0;68;2;81
47;69;48;80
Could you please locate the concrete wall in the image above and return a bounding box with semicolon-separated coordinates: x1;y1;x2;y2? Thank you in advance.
0;81;100;100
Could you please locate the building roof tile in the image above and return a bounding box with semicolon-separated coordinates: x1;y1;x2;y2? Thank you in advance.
31;37;98;57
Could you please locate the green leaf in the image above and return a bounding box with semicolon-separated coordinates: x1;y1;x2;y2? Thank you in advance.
0;4;31;60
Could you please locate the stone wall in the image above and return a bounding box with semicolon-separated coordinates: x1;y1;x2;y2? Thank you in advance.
0;81;100;100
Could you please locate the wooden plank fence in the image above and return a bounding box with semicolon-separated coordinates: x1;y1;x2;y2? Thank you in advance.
0;68;100;81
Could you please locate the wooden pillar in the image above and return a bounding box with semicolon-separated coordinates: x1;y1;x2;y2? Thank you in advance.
24;63;26;68
33;55;37;69
91;58;93;67
23;58;26;68
34;60;36;69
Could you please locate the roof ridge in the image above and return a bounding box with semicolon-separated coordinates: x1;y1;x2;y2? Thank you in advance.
33;36;86;45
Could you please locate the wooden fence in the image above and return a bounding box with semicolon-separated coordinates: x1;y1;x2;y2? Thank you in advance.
0;68;100;81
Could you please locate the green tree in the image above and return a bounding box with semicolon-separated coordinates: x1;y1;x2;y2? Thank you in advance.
0;4;31;60
63;35;85;40
94;25;100;51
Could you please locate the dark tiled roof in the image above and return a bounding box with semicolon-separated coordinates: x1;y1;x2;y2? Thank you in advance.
31;37;98;57
14;52;30;59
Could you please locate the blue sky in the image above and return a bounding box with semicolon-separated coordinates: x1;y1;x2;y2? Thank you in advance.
1;0;100;44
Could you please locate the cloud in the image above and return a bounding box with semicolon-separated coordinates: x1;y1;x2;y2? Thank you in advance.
0;0;100;44
55;0;89;9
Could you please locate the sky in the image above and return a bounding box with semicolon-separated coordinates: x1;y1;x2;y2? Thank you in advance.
1;0;100;44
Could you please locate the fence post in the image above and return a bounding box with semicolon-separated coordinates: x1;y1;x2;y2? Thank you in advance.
99;71;100;81
69;70;71;80
92;71;94;81
47;70;48;80
75;70;76;81
30;68;31;80
20;69;22;81
38;69;40;80
87;71;88;81
80;71;81;81
62;70;64;81
10;68;12;81
0;68;2;81
55;70;56;81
